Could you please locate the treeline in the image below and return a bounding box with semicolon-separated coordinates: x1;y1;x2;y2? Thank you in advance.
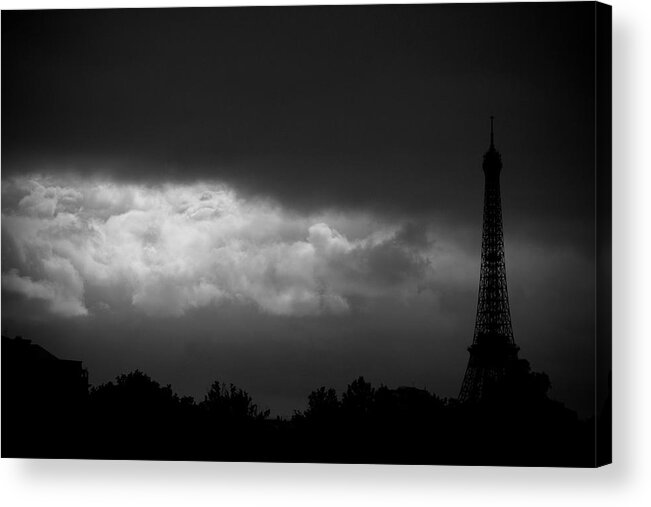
3;355;602;466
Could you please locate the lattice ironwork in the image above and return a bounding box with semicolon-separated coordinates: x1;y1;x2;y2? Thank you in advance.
459;118;519;403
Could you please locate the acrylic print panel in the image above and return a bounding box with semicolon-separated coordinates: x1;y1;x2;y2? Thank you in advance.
0;2;612;466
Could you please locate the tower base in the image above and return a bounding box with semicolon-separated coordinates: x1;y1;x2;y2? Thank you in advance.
459;341;520;403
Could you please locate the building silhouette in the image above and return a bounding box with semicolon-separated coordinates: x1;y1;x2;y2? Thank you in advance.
459;118;520;402
1;335;88;457
2;335;88;402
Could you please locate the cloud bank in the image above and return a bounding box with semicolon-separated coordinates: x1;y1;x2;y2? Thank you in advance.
1;176;454;318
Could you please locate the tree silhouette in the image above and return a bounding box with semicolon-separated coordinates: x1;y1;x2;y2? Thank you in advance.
3;336;596;465
304;386;339;420
90;370;188;416
200;381;270;421
341;376;375;418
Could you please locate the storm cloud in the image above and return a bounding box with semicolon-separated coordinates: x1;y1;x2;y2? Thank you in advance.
1;175;454;319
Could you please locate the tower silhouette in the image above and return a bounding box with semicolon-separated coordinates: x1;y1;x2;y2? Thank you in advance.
459;117;520;403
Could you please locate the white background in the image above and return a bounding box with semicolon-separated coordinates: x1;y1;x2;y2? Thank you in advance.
0;0;649;505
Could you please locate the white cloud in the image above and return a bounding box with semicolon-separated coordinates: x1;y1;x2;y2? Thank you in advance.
2;176;437;318
2;268;88;317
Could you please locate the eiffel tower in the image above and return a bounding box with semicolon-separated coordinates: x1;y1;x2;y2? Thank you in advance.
459;117;520;403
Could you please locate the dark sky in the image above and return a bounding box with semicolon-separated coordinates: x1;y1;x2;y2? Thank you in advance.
1;3;600;417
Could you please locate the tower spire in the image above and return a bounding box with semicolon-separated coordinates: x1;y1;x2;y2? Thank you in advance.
490;115;495;148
